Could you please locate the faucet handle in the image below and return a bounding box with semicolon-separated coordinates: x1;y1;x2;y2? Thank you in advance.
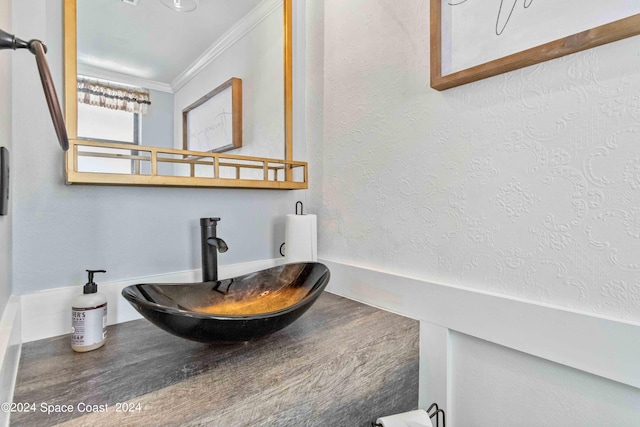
200;217;221;226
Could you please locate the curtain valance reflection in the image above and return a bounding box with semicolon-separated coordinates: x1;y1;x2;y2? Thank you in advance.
77;75;151;114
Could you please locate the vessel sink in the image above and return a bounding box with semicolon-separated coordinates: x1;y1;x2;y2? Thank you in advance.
121;262;330;343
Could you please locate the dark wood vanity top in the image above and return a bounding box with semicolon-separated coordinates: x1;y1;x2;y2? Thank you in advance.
11;292;419;427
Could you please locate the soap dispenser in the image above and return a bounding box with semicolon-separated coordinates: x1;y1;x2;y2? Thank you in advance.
71;269;107;353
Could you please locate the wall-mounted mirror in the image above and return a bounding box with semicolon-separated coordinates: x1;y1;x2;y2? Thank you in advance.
63;0;306;189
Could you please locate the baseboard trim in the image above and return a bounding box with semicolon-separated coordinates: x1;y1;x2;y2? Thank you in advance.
0;296;21;427
20;258;285;343
322;258;640;391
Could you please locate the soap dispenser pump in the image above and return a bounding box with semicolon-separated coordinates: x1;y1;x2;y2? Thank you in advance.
71;269;107;352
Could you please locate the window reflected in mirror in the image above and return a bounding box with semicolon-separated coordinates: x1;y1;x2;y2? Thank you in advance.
78;103;139;144
76;76;144;174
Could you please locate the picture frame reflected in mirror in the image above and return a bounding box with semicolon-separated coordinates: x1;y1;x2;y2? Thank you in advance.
183;77;242;154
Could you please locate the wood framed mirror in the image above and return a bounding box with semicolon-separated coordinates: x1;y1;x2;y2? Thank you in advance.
63;0;306;189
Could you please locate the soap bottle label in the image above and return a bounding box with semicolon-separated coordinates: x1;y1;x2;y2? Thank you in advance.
71;303;107;346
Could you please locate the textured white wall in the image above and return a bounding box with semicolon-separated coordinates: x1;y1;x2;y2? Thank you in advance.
308;0;640;324
306;0;640;423
11;0;299;295
0;0;12;315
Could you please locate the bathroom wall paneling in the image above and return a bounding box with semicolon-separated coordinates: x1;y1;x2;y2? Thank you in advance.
325;259;640;426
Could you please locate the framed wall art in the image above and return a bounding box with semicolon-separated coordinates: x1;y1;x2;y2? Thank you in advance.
430;0;640;90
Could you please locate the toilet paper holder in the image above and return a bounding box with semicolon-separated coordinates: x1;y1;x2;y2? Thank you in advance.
371;403;445;427
279;201;306;257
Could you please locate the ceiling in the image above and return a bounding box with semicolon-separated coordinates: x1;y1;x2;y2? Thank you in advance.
77;0;264;86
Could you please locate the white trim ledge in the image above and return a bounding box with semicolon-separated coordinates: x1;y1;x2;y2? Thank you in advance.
0;296;21;427
321;258;640;391
20;258;285;343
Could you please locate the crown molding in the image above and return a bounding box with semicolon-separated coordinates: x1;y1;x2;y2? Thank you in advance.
76;0;281;95
171;0;282;92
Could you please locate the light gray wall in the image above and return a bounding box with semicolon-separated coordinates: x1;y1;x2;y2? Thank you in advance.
0;0;12;316
142;89;173;150
11;0;301;295
141;89;173;175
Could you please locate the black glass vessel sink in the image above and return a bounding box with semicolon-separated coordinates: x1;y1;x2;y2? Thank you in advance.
121;262;330;343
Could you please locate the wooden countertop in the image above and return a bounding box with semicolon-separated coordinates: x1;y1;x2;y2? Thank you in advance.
12;292;419;427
